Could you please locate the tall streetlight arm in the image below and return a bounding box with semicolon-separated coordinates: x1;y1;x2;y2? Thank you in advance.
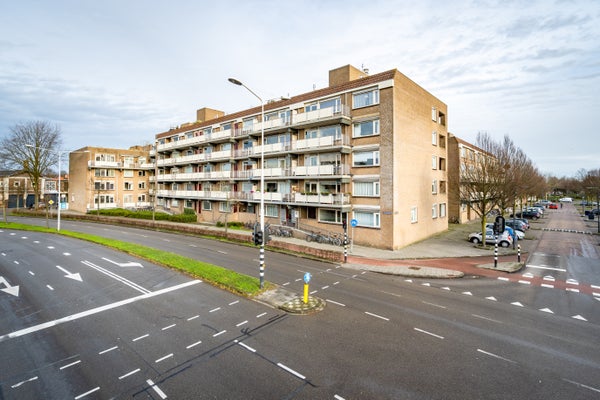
229;77;266;289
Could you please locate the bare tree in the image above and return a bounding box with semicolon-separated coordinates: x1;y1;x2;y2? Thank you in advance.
459;132;504;245
0;121;63;208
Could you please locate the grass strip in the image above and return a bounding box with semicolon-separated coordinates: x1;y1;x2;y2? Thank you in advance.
0;222;266;296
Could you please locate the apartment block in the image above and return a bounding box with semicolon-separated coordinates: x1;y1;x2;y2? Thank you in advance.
153;65;449;250
68;145;152;213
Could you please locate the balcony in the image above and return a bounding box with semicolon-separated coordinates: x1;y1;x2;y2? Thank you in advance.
155;189;349;206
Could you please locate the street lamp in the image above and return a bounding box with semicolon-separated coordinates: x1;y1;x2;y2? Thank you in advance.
228;77;266;289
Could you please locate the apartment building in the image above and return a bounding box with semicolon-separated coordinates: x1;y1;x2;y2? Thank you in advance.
68;145;152;213
154;65;449;250
0;170;56;208
447;134;493;224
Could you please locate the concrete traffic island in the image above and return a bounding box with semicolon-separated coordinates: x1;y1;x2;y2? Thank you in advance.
254;286;326;315
477;261;524;273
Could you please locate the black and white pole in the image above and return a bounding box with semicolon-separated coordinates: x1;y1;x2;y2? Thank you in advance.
517;244;521;263
494;235;498;268
259;242;265;289
343;218;348;263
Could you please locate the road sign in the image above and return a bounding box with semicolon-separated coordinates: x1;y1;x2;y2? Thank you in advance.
303;272;311;284
350;219;358;227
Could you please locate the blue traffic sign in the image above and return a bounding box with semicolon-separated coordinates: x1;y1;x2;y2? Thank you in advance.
303;272;312;284
350;219;358;227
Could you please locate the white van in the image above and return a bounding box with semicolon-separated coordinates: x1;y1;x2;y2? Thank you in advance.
559;197;573;202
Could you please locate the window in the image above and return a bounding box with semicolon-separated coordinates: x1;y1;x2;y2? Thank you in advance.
353;119;380;138
432;155;437;170
124;182;133;190
353;88;379;108
354;181;380;197
354;211;380;228
439;181;447;194
202;200;212;210
319;209;342;223
411;206;418;223
138;182;146;189
432;107;437;121
432;131;437;145
432;204;438;218
439;203;447;218
94;181;114;190
432;180;437;194
138;194;146;202
124;194;133;203
138;171;146;177
353;151;380;167
219;202;231;212
265;204;279;217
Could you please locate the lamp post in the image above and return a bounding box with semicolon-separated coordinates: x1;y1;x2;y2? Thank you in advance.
229;77;266;289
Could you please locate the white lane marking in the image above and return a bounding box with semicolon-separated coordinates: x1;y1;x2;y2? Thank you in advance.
592;285;600;290
186;340;202;349
414;328;444;339
563;379;600;394
229;300;239;306
236;320;248;327
283;282;290;286
146;379;168;399
511;302;524;307
422;301;446;309
209;307;221;313
572;315;587;321
28;271;35;276
472;314;502;323
522;272;534;278
59;360;81;370
0;280;202;343
477;349;517;364
497;277;509;281
235;340;256;353
277;363;306;380
526;264;566;272
162;324;176;331
99;346;118;355
541;284;554;288
46;285;54;291
333;281;340;285
132;334;149;342
518;280;531;285
543;275;555;281
187;315;199;321
326;299;346;307
364;311;389;321
539;308;554;314
421;282;431;287
82;260;149;294
75;387;101;399
213;330;227;337
334;395;346;400
462;291;473;295
256;312;267;318
593;292;600;297
155;353;173;363
566;288;580;293
309;290;318;294
441;287;451;291
118;368;140;380
321;285;329;290
485;296;497;301
566;279;579;285
11;375;38;388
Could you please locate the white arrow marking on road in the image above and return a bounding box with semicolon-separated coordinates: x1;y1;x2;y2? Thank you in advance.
539;308;554;314
462;291;473;296
511;302;524;307
102;257;143;268
572;315;587;321
0;276;20;297
485;296;497;301
56;265;82;282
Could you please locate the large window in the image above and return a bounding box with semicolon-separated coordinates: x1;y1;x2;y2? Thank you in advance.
319;209;342;223
353;88;379;108
202;200;212;211
354;150;380;167
411;206;418;223
353;119;380;138
439;203;447;218
354;211;380;228
265;204;279;217
353;181;380;197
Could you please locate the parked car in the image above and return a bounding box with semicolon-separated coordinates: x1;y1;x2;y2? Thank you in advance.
505;219;529;231
548;203;558;209
527;206;544;214
512;210;540;220
468;229;513;247
486;223;525;240
589;209;600;216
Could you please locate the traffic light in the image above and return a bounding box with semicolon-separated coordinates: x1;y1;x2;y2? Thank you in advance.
255;230;263;245
493;215;505;235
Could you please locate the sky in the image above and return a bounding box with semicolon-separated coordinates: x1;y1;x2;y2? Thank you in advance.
1;0;599;178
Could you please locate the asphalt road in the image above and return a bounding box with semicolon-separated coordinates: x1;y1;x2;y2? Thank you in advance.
1;212;599;399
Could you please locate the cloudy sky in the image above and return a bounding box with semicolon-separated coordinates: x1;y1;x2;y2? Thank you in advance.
1;0;598;177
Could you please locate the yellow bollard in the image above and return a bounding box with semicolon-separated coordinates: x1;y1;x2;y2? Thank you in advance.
303;283;309;304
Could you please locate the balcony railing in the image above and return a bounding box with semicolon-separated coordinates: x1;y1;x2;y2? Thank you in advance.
156;190;350;205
